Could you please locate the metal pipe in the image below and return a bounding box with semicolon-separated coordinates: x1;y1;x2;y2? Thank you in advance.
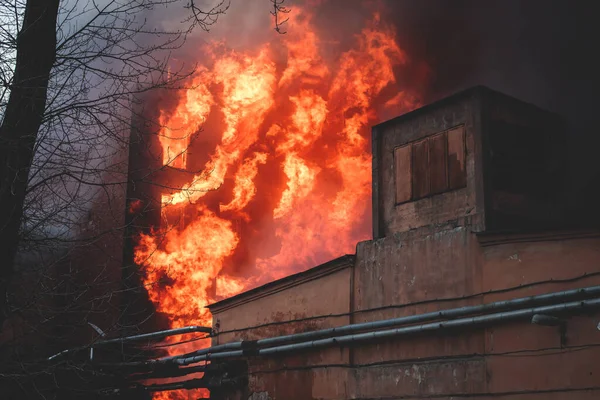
94;325;212;345
128;364;209;381
137;376;244;392
177;297;600;365
531;314;563;326
162;285;600;363
47;325;212;361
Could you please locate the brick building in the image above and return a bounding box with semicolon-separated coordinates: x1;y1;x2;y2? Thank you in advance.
205;87;600;399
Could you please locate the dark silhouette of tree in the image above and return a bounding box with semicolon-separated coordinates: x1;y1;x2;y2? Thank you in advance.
0;0;60;331
0;0;230;330
0;0;289;397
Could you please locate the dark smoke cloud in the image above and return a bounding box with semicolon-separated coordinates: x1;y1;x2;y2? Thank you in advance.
383;0;598;202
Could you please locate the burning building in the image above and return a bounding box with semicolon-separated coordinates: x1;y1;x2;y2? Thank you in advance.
200;86;600;399
118;4;600;399
124;6;424;348
123;84;600;399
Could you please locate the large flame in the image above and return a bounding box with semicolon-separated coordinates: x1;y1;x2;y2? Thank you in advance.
134;6;423;398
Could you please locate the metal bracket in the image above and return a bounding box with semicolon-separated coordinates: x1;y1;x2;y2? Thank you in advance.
531;314;567;347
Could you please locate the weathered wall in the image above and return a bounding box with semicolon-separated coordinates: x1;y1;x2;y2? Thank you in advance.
484;92;567;230
210;258;353;345
211;226;600;400
372;91;485;237
344;226;600;400
354;219;482;318
209;257;354;399
372;86;570;239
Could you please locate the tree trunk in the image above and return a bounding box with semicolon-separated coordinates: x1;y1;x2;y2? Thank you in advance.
0;0;60;325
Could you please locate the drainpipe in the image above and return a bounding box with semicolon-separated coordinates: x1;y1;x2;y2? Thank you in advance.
160;285;600;363
177;297;600;365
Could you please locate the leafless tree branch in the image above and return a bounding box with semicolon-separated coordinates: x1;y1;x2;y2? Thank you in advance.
270;0;290;34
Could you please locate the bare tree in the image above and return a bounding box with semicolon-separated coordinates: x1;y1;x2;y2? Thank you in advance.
0;0;229;331
0;0;290;397
0;0;60;329
0;0;228;397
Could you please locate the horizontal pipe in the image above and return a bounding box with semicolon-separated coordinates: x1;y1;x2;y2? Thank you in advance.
94;326;212;346
47;325;212;361
161;285;600;364
137;376;243;392
178;297;600;365
129;364;209;381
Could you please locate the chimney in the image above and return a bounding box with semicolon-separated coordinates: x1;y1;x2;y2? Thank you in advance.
372;86;568;238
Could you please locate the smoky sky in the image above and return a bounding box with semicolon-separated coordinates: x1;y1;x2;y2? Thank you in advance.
306;0;598;197
387;0;598;194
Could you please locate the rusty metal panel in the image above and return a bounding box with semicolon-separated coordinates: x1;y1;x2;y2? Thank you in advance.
447;125;466;189
411;138;430;199
394;144;412;204
429;132;448;194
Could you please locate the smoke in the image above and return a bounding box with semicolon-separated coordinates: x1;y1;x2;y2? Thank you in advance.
384;0;598;195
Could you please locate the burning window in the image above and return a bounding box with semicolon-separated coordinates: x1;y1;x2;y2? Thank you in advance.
394;125;466;204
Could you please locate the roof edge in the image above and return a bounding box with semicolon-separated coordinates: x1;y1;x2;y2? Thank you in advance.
207;254;356;313
373;85;562;132
476;228;600;247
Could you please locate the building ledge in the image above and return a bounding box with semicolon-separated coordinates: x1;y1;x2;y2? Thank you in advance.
207;254;355;314
475;228;600;247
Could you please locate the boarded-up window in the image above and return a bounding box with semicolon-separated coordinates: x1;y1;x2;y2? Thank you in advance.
411;139;430;199
394;145;412;203
447;126;466;189
429;133;448;194
394;125;467;204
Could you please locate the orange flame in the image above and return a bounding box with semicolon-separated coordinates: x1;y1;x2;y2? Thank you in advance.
135;6;423;399
159;73;213;169
135;206;239;329
220;152;268;216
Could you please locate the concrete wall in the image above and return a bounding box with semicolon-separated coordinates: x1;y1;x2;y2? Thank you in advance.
211;226;600;400
209;256;354;400
209;88;599;400
210;257;353;344
345;226;600;400
372;86;570;239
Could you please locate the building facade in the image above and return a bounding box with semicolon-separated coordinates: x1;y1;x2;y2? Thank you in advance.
206;87;600;399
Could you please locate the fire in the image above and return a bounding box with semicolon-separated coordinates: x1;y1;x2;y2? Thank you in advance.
135;5;424;398
135;206;239;329
158;73;213;169
220;152;268;217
